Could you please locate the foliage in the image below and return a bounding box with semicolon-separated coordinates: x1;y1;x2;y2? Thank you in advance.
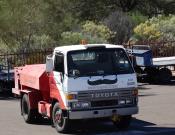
151;0;175;15
0;0;76;52
129;11;148;26
43;0;78;39
0;39;9;53
71;0;175;21
133;15;175;42
82;21;113;41
31;34;57;49
60;21;113;45
0;0;46;49
70;0;112;21
104;11;134;44
158;15;175;41
60;32;83;45
60;32;108;45
133;20;161;41
0;0;175;53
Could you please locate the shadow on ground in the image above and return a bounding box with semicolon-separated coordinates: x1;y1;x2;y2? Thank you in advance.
0;91;18;100
137;77;175;98
137;83;157;97
28;118;175;135
138;76;175;86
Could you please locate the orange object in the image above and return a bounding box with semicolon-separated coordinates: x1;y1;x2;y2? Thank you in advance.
81;39;87;45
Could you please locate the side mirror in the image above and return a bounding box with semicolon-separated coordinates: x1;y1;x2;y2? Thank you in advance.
46;54;53;73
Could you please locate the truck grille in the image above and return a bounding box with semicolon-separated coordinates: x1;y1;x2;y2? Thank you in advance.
74;89;136;109
77;89;133;101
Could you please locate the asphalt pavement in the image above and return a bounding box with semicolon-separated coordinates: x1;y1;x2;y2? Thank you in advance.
0;81;175;135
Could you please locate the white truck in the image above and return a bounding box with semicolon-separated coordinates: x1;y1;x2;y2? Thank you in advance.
13;44;138;133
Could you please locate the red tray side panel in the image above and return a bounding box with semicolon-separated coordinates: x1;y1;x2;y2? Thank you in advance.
16;64;50;101
19;64;46;90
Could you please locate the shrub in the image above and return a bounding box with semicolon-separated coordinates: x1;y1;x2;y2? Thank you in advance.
60;21;113;45
133;15;175;42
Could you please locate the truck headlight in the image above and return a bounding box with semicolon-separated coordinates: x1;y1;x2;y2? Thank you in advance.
118;99;133;105
118;100;125;105
65;93;77;100
126;99;133;104
72;102;91;109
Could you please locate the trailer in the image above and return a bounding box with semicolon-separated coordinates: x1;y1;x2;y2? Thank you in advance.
127;45;175;83
0;64;14;92
153;56;175;66
12;44;138;133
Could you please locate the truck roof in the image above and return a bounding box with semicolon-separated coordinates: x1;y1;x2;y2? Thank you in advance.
54;44;124;54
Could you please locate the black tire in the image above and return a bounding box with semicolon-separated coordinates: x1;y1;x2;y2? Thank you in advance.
113;115;132;130
159;68;172;83
52;102;70;133
144;67;159;84
21;94;36;123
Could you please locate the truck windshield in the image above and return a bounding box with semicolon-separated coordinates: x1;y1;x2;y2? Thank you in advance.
67;48;134;77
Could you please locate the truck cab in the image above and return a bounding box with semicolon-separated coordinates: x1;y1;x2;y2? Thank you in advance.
46;44;138;132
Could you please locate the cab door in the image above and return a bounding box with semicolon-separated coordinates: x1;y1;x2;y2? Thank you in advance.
53;53;64;89
50;53;66;108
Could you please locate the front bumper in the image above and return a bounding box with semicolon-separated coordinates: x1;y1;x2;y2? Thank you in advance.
68;106;138;120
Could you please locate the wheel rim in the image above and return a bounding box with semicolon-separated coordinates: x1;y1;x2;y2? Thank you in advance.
54;109;63;127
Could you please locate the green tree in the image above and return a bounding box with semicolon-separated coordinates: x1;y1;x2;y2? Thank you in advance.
158;15;175;41
43;0;78;40
104;11;134;44
72;0;175;21
60;21;113;45
0;0;77;52
0;0;47;51
133;15;175;42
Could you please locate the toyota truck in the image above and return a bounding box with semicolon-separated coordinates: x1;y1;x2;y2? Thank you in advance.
12;44;138;133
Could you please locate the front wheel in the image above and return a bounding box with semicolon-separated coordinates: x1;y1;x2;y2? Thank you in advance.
52;103;70;133
113;115;132;130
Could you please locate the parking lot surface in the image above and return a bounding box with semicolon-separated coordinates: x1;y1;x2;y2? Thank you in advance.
0;82;175;135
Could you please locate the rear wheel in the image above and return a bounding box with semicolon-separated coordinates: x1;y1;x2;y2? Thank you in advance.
21;94;35;123
144;67;159;83
52;102;70;133
113;115;132;130
159;68;172;83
